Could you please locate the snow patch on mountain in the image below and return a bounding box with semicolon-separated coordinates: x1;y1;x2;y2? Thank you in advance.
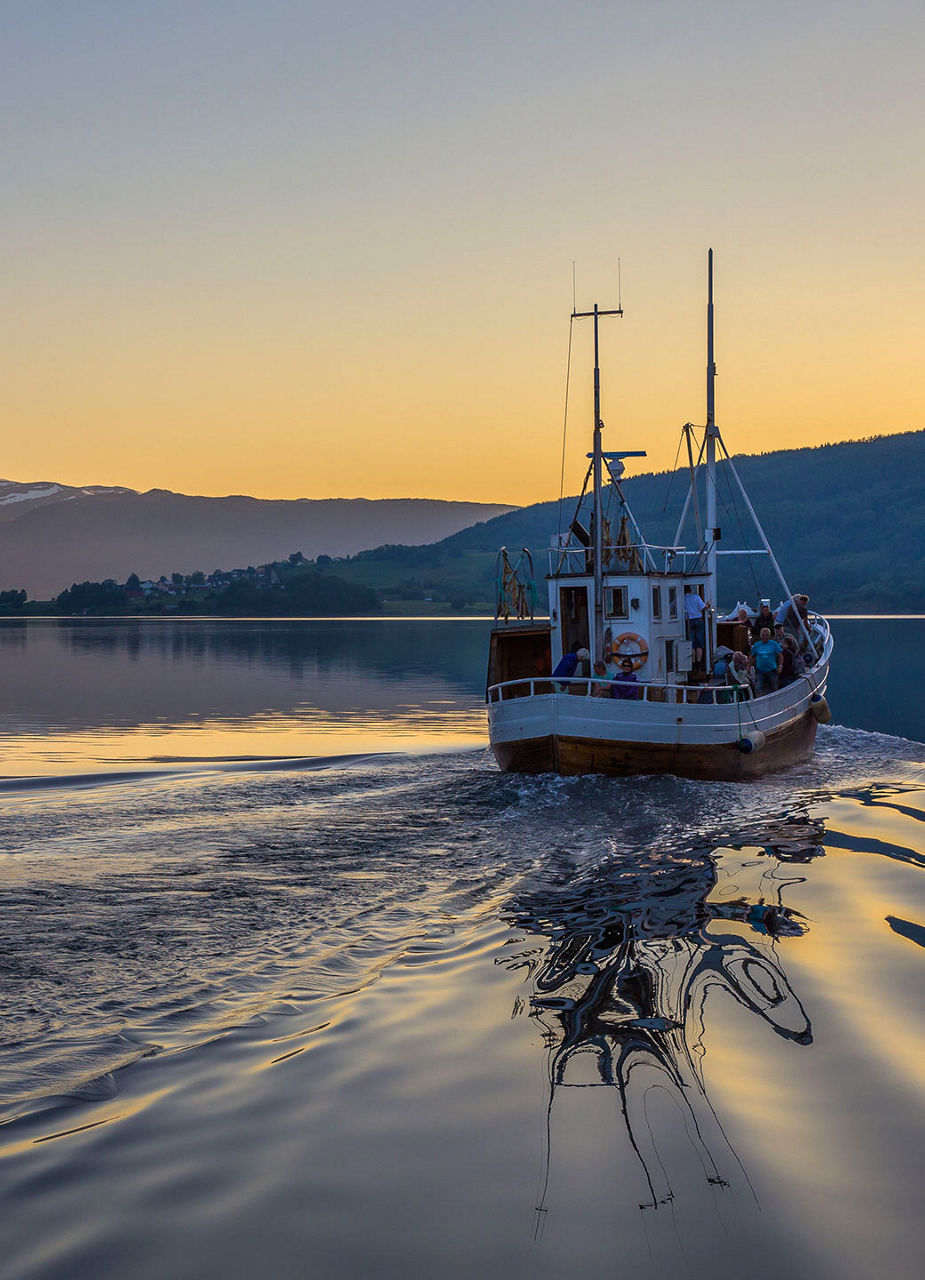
0;485;63;505
0;479;137;513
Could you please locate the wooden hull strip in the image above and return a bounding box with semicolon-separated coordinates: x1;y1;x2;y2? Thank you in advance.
491;710;818;781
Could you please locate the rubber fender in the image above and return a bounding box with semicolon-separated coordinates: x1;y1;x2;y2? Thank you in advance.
811;694;832;724
736;730;767;754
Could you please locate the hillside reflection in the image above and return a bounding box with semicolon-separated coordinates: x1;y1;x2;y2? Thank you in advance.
0;618;492;732
500;814;824;1219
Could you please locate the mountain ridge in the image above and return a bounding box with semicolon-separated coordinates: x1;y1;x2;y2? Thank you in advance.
0;481;517;597
3;429;922;610
332;429;925;614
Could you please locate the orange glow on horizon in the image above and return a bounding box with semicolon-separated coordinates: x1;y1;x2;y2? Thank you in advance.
3;6;922;505
5;255;922;508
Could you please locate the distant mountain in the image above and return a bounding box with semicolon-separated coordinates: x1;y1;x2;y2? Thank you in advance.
0;481;516;598
331;430;925;614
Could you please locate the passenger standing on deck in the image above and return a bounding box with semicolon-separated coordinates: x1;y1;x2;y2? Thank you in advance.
730;607;751;656
776;593;810;645
750;600;776;641
749;627;783;695
779;635;806;687
683;588;710;669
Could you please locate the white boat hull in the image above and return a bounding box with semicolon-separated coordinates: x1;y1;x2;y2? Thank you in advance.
488;662;830;781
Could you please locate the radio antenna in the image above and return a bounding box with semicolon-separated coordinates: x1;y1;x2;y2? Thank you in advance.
572;260;577;313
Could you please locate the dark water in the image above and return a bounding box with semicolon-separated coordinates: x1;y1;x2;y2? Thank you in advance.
0;619;923;1279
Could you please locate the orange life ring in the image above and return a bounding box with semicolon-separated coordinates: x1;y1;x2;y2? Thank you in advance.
611;632;649;671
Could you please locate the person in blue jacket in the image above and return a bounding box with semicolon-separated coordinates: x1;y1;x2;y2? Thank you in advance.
552;646;590;690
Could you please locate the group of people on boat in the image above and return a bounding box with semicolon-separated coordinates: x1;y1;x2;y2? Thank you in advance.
549;587;818;704
712;593;815;698
721;593;814;647
552;646;641;699
712;633;805;698
592;657;640;699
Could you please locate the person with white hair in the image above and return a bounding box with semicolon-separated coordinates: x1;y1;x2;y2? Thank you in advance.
725;651;753;699
776;593;811;647
712;645;733;680
552;644;591;692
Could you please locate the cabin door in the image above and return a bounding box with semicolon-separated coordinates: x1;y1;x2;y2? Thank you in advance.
559;586;590;656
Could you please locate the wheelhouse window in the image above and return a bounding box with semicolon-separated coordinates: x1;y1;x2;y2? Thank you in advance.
667;586;678;621
651;585;662;620
604;586;629;619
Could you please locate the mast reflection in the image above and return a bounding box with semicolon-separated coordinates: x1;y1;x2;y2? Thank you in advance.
500;814;824;1221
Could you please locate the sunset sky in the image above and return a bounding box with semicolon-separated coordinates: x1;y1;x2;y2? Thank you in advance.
3;1;922;505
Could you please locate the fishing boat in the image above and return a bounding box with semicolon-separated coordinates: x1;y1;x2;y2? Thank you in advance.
486;251;833;780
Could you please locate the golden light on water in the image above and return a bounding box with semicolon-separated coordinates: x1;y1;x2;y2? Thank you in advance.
0;707;488;784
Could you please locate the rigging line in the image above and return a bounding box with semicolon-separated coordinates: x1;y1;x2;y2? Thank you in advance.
684;433;712;573
556;315;576;548
671;431;707;551
717;453;763;600
660;430;686;513
714;432;813;653
557;462;593;574
685;425;704;545
605;466;658;572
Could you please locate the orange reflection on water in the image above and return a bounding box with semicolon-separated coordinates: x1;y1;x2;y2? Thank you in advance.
0;705;489;783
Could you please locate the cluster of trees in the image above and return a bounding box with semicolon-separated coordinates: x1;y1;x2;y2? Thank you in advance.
55;580;129;613
0;555;381;616
207;566;378;615
0;588;27;615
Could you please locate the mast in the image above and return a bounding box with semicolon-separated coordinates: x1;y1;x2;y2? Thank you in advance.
573;298;622;663
704;250;718;631
591;306;604;663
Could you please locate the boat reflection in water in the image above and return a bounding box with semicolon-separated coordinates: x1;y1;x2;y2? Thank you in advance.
499;813;825;1225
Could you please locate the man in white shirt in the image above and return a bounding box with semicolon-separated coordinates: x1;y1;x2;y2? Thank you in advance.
683;588;710;669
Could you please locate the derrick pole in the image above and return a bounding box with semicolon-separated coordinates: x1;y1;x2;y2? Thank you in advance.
573;298;622;664
704;249;719;654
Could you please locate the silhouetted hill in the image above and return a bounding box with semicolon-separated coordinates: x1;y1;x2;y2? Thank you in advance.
335;431;925;613
0;482;516;598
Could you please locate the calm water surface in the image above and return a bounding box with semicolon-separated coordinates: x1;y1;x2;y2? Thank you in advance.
0;618;923;1279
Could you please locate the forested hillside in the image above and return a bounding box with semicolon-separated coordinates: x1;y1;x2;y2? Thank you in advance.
336;431;925;613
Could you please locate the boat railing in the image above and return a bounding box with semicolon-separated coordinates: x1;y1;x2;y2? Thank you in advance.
487;612;831;706
548;546;644;575
807;612;831;654
487;676;755;706
547;544;734;576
